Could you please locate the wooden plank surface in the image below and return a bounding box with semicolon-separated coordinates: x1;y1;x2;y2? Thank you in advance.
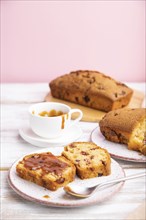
126;201;146;220
1;83;146;220
45;89;144;122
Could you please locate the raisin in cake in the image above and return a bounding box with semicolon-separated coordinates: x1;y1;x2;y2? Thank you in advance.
16;152;76;191
62;142;111;179
99;108;146;155
49;70;133;112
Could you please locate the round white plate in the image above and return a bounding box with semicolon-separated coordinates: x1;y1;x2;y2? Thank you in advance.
91;126;146;163
19;125;83;148
8;147;125;207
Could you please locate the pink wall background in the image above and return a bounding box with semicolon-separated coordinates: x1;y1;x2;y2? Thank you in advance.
1;0;145;83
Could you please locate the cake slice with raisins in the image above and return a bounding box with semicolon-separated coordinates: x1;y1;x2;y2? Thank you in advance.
16;152;76;191
62;142;111;179
99;108;146;155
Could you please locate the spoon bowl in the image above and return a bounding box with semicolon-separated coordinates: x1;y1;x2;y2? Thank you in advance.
64;185;94;198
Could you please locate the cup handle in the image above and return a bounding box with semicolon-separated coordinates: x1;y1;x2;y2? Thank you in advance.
69;109;83;127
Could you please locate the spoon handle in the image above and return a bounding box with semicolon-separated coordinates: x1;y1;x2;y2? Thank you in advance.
98;172;146;188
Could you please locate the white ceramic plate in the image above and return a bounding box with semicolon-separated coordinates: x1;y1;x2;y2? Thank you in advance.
91;126;146;163
8;147;125;207
19;125;83;148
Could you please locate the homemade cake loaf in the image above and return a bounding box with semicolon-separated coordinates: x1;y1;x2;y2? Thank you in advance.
99;108;146;155
49;70;133;112
62;142;111;179
16;152;76;191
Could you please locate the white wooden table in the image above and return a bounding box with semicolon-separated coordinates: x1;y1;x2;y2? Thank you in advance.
1;83;146;220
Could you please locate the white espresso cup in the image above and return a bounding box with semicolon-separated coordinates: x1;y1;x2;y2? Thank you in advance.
29;102;83;138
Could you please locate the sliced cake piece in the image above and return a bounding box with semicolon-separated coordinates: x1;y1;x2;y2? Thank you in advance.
99;108;146;155
62;142;111;179
16;152;76;191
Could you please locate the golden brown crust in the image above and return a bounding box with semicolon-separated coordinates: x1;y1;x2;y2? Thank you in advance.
62;142;111;179
16;152;76;191
49;70;133;112
99;108;146;155
99;108;145;132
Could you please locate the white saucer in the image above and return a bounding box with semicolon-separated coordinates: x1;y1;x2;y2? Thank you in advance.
19;125;83;148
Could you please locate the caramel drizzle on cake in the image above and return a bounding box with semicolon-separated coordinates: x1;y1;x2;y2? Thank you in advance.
24;153;68;175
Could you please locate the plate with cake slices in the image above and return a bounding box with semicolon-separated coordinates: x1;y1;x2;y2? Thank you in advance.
91;108;146;162
8;142;125;207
